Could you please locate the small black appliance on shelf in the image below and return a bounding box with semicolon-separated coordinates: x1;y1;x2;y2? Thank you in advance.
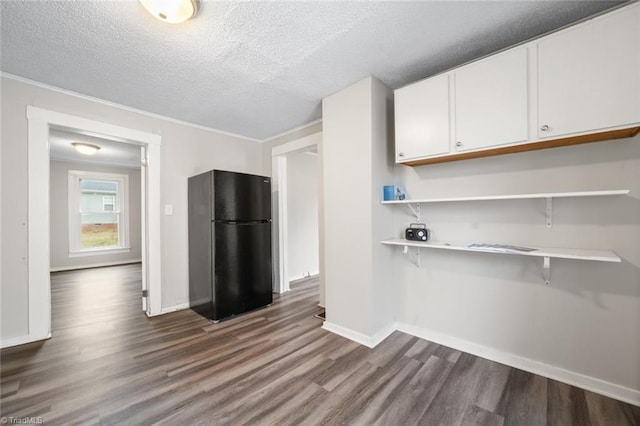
405;223;430;241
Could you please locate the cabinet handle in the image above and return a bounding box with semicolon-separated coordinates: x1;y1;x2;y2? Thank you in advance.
456;141;463;148
399;152;405;157
540;125;550;132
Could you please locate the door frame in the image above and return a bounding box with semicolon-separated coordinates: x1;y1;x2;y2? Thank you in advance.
26;106;162;344
271;133;322;297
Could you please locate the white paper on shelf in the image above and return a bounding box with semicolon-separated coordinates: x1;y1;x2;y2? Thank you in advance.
467;243;537;253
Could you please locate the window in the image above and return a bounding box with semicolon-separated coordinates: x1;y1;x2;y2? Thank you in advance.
68;171;130;255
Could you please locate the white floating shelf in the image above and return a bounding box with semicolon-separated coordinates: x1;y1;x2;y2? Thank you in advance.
381;189;629;205
380;239;621;263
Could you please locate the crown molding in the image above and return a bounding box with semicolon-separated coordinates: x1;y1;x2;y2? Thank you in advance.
1;72;262;143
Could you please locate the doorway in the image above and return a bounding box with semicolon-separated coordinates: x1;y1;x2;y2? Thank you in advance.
271;132;324;307
48;129;144;329
25;106;162;345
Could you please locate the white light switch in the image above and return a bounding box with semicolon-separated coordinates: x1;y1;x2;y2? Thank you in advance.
165;204;173;215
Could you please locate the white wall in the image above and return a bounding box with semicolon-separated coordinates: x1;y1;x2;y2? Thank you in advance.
323;78;373;336
286;150;319;281
322;77;397;342
49;160;142;270
0;76;262;342
393;134;640;401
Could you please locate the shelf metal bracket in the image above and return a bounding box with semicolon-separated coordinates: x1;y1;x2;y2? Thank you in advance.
406;203;421;221
545;197;553;228
543;256;551;285
403;245;421;268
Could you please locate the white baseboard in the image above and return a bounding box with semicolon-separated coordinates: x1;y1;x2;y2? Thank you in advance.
50;259;142;272
159;302;190;315
396;322;640;407
321;321;396;349
1;332;51;349
289;271;320;283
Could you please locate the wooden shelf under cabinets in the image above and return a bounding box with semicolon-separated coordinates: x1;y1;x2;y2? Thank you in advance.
402;126;640;167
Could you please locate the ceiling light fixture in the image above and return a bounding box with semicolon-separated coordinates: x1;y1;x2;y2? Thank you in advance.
139;0;199;24
72;142;101;156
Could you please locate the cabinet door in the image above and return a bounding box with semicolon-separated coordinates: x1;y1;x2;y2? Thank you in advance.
538;4;640;139
454;48;529;152
394;73;450;162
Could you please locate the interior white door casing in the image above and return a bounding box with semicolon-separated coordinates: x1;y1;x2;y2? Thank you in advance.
275;155;288;294
25;106;162;346
140;146;148;312
537;3;640;139
271;133;322;299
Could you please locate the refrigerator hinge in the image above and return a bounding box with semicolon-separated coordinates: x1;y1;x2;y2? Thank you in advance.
142;289;148;298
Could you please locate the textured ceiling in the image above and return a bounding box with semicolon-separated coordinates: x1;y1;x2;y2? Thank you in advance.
0;1;626;141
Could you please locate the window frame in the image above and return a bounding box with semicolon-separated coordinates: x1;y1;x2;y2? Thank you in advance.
68;170;130;257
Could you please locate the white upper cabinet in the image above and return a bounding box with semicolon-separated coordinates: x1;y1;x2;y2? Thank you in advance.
537;4;640;139
394;3;640;166
395;73;450;161
454;47;529;151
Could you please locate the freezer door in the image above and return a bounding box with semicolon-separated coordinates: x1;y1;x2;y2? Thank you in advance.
213;221;273;320
213;170;271;222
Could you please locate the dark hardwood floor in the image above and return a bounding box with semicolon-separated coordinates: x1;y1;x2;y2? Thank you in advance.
1;264;638;425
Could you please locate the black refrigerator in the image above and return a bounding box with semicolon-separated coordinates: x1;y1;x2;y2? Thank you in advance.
188;169;273;322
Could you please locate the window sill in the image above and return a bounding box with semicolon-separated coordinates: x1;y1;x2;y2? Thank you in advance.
69;247;131;258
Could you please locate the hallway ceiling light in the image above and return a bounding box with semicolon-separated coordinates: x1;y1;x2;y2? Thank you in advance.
139;0;199;24
72;142;101;156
